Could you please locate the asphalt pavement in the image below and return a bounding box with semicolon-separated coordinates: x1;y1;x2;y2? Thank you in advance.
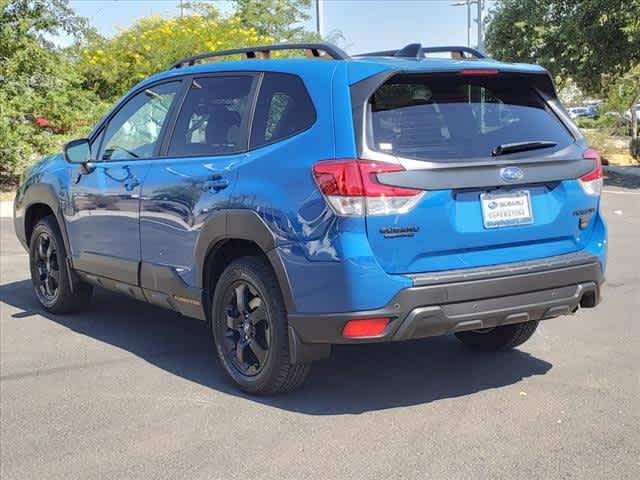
1;176;639;479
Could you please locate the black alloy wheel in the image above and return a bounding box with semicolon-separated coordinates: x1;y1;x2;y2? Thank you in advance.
29;215;93;313
211;257;311;394
221;280;271;376
33;231;61;304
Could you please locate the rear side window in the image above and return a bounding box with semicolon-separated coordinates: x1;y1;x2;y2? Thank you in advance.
250;73;316;149
168;76;254;157
367;74;574;161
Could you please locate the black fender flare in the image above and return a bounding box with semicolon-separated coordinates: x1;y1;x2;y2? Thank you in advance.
18;182;82;293
19;183;72;258
195;209;297;313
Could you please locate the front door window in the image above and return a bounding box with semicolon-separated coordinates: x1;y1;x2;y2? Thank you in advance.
99;82;180;161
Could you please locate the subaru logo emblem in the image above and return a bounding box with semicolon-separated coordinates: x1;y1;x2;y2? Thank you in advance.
500;166;524;182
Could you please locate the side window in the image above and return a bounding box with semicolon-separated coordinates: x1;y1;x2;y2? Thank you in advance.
250;73;316;149
99;82;180;161
168;76;254;157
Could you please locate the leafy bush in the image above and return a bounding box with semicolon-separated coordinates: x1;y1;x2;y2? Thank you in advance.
575;117;598;129
575;113;635;137
0;76;107;183
0;0;108;184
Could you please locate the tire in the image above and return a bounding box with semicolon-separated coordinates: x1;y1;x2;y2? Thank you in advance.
455;320;539;352
29;215;92;314
211;256;310;394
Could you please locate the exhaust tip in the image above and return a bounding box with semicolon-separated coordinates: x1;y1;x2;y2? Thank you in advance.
580;290;598;308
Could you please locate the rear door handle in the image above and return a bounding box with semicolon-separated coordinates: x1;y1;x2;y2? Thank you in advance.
203;175;230;192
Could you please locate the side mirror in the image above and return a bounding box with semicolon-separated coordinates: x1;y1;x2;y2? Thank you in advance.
64;138;91;164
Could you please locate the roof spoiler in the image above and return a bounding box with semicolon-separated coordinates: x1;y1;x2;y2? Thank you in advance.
356;43;486;60
171;42;350;69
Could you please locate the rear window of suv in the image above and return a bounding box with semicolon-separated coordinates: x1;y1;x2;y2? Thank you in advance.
367;74;574;161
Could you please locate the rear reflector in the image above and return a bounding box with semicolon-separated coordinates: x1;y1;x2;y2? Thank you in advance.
578;148;603;196
342;317;390;338
312;159;424;216
459;69;499;75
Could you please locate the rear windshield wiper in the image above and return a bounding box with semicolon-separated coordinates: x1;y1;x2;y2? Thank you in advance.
492;141;558;156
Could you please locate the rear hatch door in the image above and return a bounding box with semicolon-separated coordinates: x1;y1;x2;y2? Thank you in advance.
360;71;600;274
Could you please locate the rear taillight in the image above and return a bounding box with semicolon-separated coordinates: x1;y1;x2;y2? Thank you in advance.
579;148;603;196
312;159;424;216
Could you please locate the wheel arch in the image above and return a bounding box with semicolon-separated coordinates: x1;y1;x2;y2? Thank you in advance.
20;184;72;257
25;203;56;245
196;210;297;317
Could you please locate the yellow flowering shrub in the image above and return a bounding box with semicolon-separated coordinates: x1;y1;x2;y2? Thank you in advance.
79;8;271;100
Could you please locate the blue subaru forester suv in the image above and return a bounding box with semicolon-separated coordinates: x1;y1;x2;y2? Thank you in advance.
14;43;607;394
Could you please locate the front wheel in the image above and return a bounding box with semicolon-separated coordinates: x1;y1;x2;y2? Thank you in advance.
455;320;539;352
211;257;310;395
29;216;92;313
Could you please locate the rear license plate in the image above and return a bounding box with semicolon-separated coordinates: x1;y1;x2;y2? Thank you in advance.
480;190;533;229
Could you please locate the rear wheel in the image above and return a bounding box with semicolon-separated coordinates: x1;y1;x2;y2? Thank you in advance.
211;257;310;394
455;320;539;351
29;216;92;313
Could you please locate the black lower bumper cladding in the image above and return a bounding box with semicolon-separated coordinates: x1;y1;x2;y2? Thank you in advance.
288;252;603;350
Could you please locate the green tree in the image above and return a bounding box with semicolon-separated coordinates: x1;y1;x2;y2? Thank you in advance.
486;0;640;94
230;0;314;42
604;66;640;146
0;0;105;183
486;0;640;148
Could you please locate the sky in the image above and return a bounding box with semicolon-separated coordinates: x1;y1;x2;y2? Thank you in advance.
64;0;496;53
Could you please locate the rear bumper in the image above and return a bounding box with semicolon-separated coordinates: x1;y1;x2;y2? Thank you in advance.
288;251;603;349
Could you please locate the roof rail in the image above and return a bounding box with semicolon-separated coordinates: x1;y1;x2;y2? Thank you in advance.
355;44;486;60
395;43;423;59
171;42;350;69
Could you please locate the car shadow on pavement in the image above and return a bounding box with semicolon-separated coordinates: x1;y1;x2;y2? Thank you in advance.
0;280;552;415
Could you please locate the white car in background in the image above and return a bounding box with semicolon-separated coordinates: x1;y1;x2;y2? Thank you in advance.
568;107;589;119
568;106;599;120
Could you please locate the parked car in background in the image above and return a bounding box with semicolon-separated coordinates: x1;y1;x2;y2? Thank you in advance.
14;42;607;394
568;107;588;119
569;106;599;120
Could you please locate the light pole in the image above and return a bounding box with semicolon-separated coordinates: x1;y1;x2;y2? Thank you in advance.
315;0;324;38
451;0;484;51
476;0;484;52
451;0;472;47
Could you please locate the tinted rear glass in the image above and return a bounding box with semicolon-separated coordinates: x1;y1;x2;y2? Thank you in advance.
367;74;573;161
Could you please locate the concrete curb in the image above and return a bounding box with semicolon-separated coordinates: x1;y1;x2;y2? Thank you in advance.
1;201;13;219
605;165;640;177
